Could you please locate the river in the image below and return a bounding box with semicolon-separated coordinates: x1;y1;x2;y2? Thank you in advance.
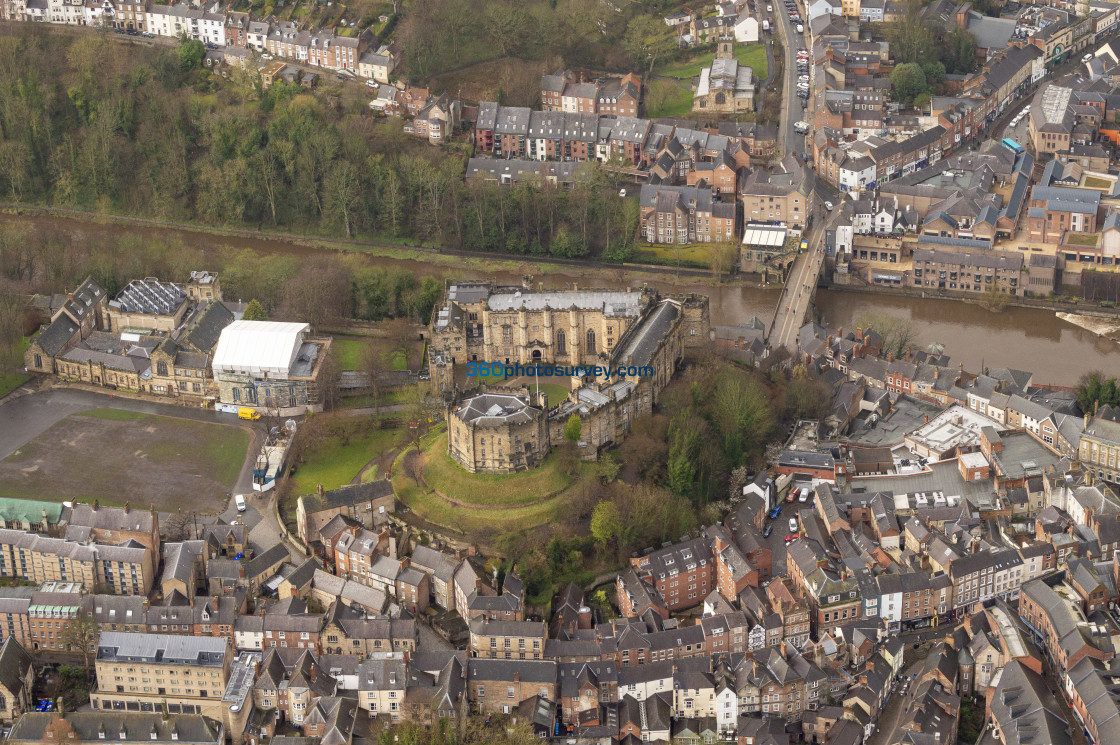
8;214;1119;384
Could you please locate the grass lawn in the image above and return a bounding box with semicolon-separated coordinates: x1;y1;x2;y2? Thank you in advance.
647;89;695;119
0;411;248;508
332;338;370;371
537;383;571;406
1066;233;1100;247
0;338;30;398
421;432;582;505
290;425;401;495
0;369;29;399
76;408;149;422
632;243;717;269
389;428;596;536
654;43;768;80
389;349;408;371
1083;176;1113;189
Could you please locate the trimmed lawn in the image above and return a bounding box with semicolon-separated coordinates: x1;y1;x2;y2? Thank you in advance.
0;369;29;399
290;425;401;495
647;89;695;119
394;470;562;535
332;338;370;371
654;43;768;80
538;383;571;406
633;242;718;269
390;429;594;536
0;337;30;398
422;432;582;505
1066;233;1099;247
1084;176;1112;189
389;349;408;371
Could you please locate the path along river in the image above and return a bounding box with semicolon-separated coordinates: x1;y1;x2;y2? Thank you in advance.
10;215;1119;385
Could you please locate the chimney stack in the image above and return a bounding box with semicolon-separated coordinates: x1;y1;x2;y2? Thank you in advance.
906;346;912;362
92;499;99;511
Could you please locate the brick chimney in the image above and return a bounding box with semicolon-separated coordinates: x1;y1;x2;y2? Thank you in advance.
124;502;130;514
310;665;317;682
905;346;912;362
514;672;520;682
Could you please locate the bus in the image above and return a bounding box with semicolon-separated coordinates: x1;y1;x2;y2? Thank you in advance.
1001;138;1024;154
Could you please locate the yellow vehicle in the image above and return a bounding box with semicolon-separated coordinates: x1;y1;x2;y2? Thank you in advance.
237;407;261;420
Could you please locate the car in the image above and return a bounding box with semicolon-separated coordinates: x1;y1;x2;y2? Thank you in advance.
768;505;782;519
142;31;153;37
126;29;139;35
261;53;273;60
619;188;627;197
786;493;795;503
798;75;809;81
767;3;772;10
1083;52;1094;62
234;494;247;512
798;91;810;98
789;517;799;533
113;27;125;33
797;23;804;32
785;534;799;542
762;524;773;538
367;79;378;88
825;200;834;211
418;370;431;381
336;73;346;80
798;490;809;502
801;100;808;108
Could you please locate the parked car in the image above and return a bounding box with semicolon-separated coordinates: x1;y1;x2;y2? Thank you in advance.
1083;52;1094;62
235;494;247;512
798;489;809;502
789;517;799;533
762;524;773;538
768;505;782;519
141;32;153;37
825;201;834;211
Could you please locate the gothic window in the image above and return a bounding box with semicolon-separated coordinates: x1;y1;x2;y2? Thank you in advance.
586;330;596;354
557;330;566;355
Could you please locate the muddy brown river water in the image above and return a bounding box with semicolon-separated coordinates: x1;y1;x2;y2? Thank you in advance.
11;215;1119;385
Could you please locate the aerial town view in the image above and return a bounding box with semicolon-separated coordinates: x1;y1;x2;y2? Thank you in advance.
3;0;1120;744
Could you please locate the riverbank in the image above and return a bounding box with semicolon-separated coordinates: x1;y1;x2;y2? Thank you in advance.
0;203;732;285
825;278;1120;321
5;210;1120;382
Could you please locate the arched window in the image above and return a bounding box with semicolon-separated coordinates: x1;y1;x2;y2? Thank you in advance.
587;330;596;354
557;330;566;355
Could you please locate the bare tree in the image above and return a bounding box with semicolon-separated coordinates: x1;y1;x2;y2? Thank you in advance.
360;343;390;416
60;610;98;676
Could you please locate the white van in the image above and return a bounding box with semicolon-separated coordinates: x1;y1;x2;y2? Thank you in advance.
235;494;247;512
